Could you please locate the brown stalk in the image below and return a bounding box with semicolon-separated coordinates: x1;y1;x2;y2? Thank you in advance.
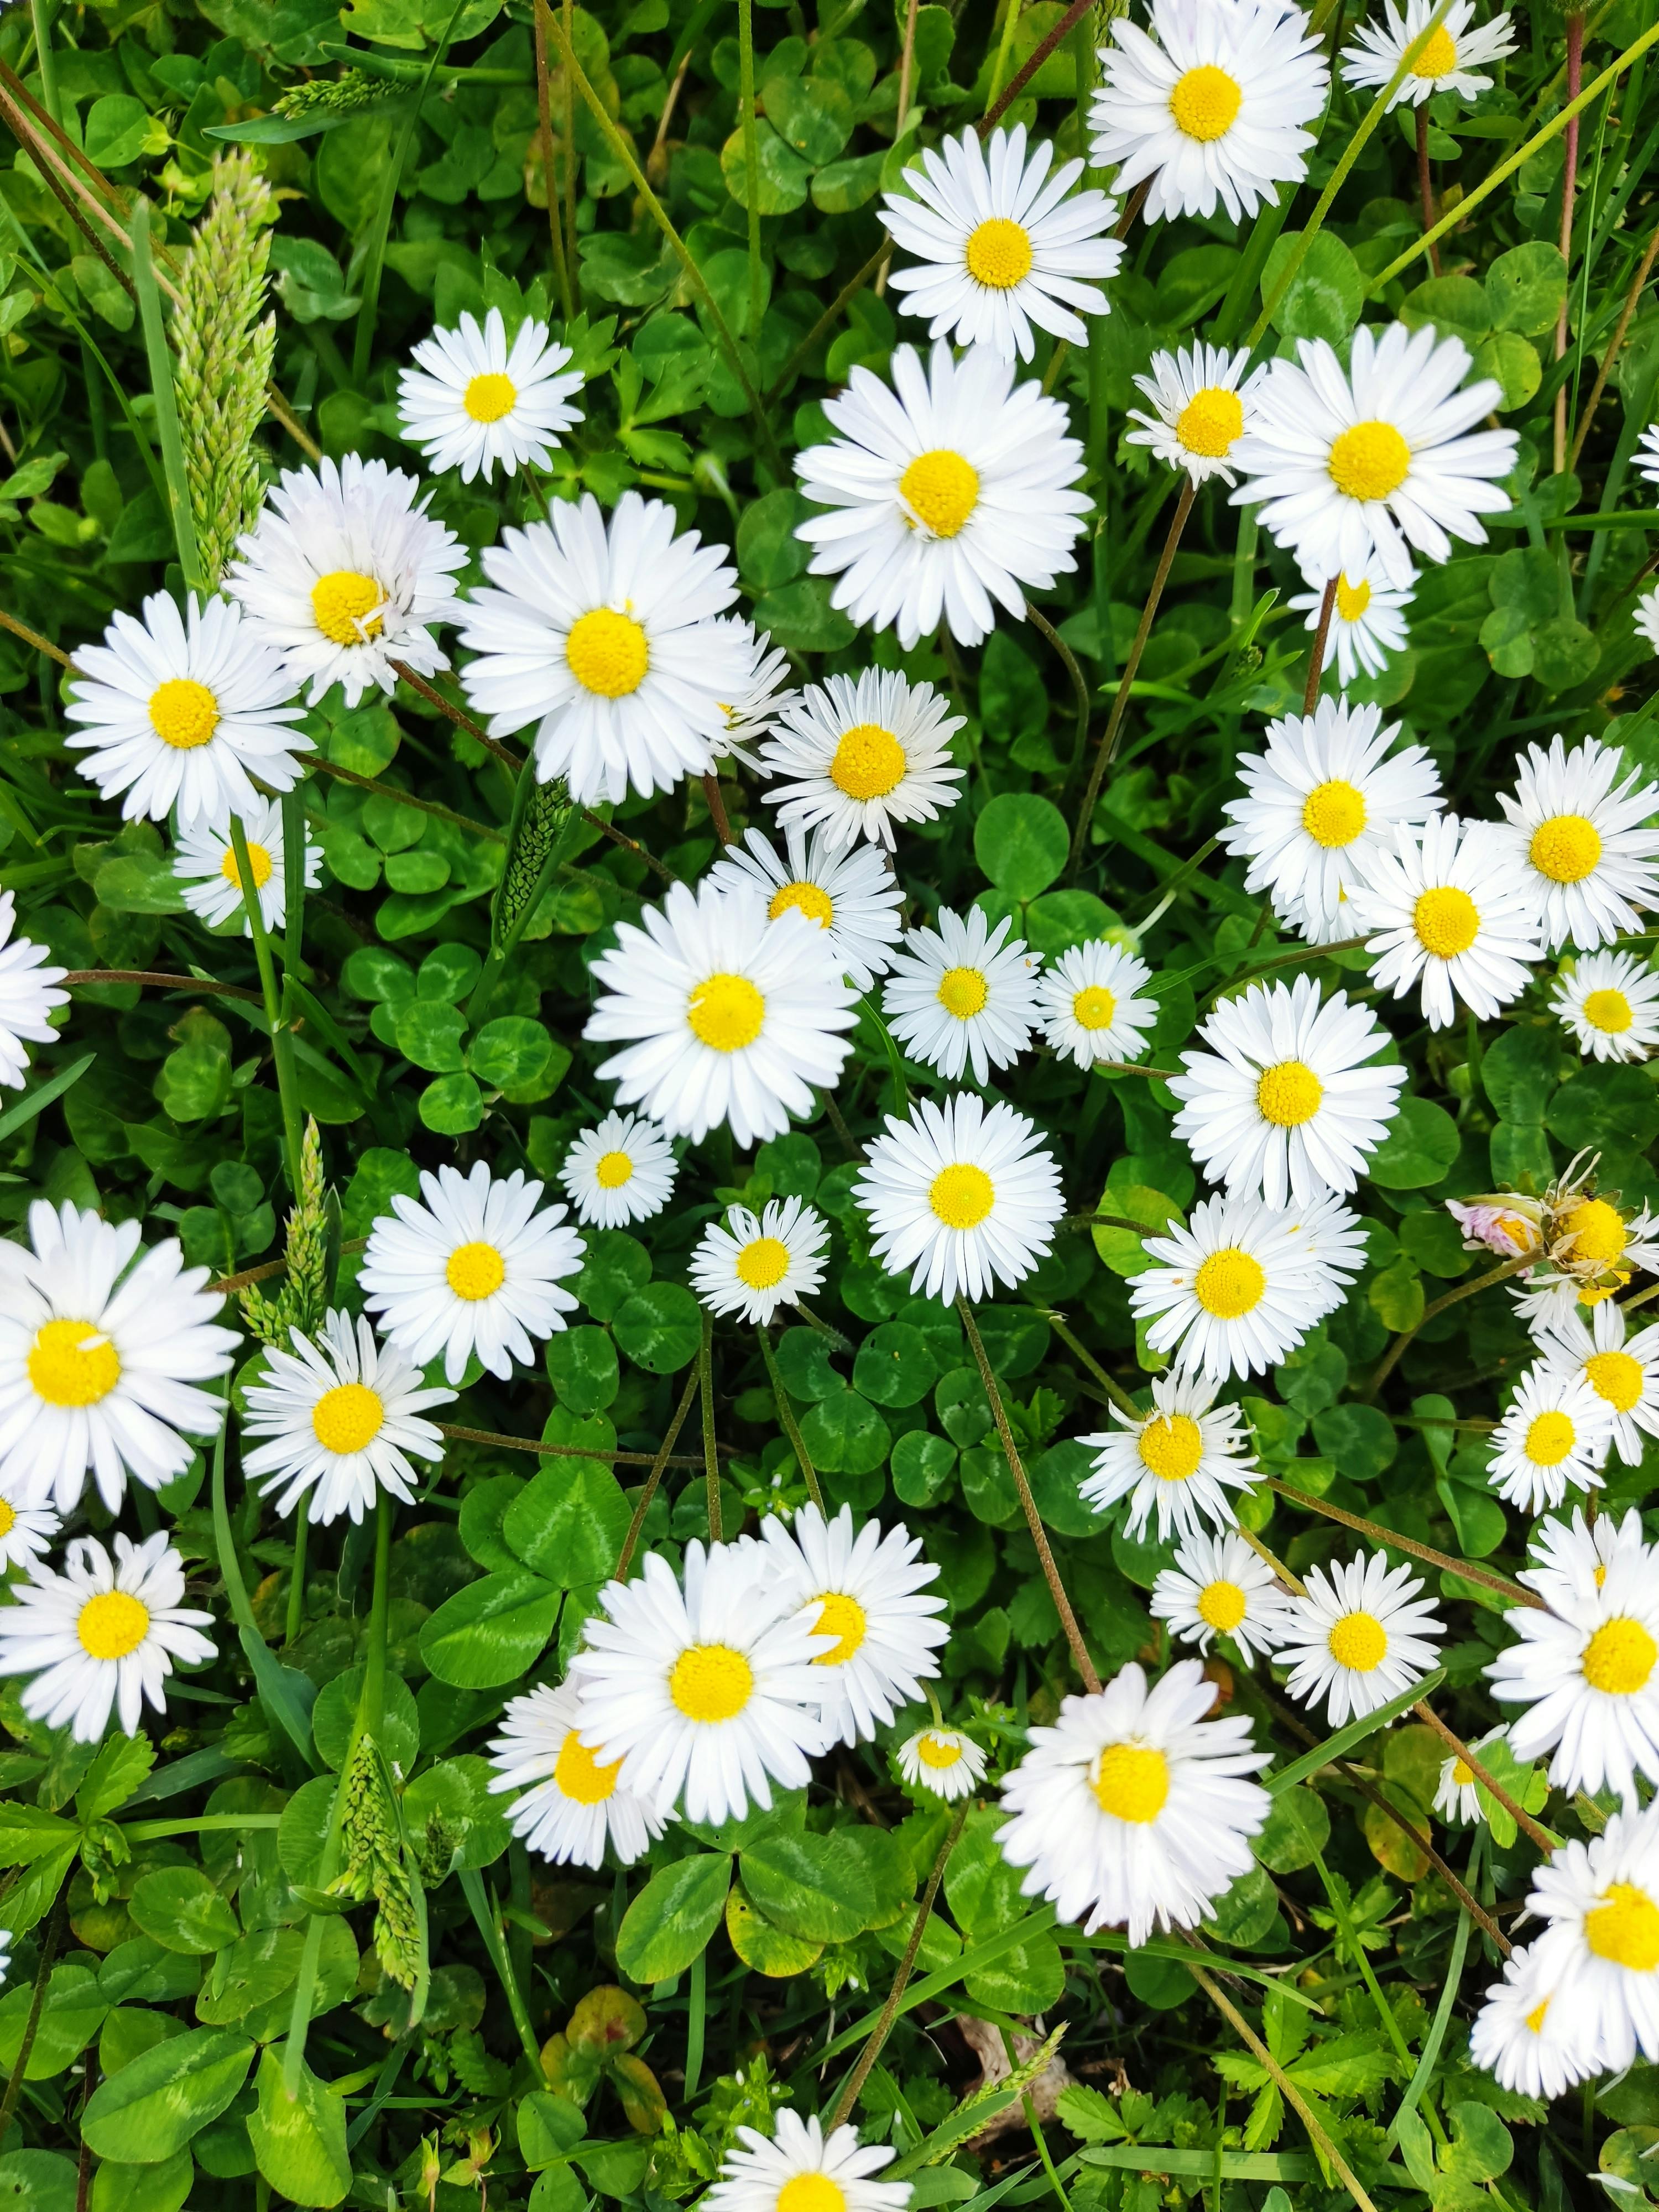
1264;1476;1538;1608
1364;1253;1533;1400
1303;576;1337;713
1415;107;1441;276
1554;11;1586;476
63;969;262;1003
616;1365;702;1578
436;1417;726;1470
1412;1701;1559;1854
1571;223;1659;472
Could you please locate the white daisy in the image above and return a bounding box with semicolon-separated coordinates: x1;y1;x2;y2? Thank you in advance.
1489;1544;1659;1803
0;1491;58;1576
793;338;1089;650
1638;423;1659;492
1035;938;1158;1070
559;1112;679;1230
898;1726;987;1800
1536;1301;1659;1467
1493;734;1659;952
1150;1528;1291;1663
397;306;583;482
583;880;858;1150
704;2110;911;2212
0;1532;214;1743
568;1539;830;1826
1470;1940;1604;2102
881;905;1042;1085
759;668;966;853
0;891;66;1091
689;1197;830;1327
456;491;751;807
1434;1746;1485;1826
1277;1551;1445;1725
240;1310;454;1527
1521;1505;1652;1614
709;618;797;771
708;826;905;992
1229;324;1517;590
358;1163;585;1386
997;1659;1270;1944
1636;580;1659;656
1552;948;1659;1064
1342;0;1518;108
0;1201;235;1516
854;1091;1064;1306
880;123;1123;364
1486;1363;1614;1512
1288;558;1413;689
65;590;309;827
225;455;466;708
486;1679;666;1869
1125;343;1259;488
172;792;321;938
1349;813;1546;1030
1129;1192;1360;1385
1280;1188;1373;1288
0;1934;10;1983
1078;1375;1261;1541
1526;1801;1659;2070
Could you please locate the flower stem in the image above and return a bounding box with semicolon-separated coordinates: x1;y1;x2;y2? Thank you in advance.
531;0;573;319
1364;1254;1532;1400
1554;12;1587;476
617;1365;702;1579
1411;1701;1560;1853
1039;1308;1141;1417
1415;107;1441;276
1303;576;1337;713
0;1886;67;2140
1027;604;1092;781
229;813;305;1198
1263;1476;1538;1608
758;1326;826;1512
736;0;764;334
285;1512;309;1647
700;1314;722;1544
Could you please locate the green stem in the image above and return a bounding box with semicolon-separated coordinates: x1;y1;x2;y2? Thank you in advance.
531;0;574;320
700;1314;721;1543
757;1327;826;1512
1026;606;1092;779
1000;2023;1076;2212
29;0;60;126
765;239;891;405
1264;1475;1536;1606
281;789;307;984
352;0;469;384
737;0;764;336
684;1947;708;2103
285;1512;309;1648
363;1491;393;1745
0;1887;67;2138
229;814;305;1198
459;1866;544;2070
617;1366;702;1579
1385;1845;1474;2151
130;200;203;597
828;1804;967;2127
562;0;580;316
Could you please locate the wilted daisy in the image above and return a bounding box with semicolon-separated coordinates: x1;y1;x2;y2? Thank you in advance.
0;1532;213;1743
704;2111;911;2212
1493;734;1659;951
1342;0;1517;108
690;1197;830;1327
1125;343;1259;487
1130;1192;1357;1384
457;492;751;806
708;826;905;991
173;794;322;938
1486;1364;1613;1512
359;1163;586;1386
1035;938;1157;1070
998;1660;1270;1944
1229;324;1516;589
240;1310;453;1527
1349;813;1545;1030
794;338;1089;649
880;123;1122;363
1277;1552;1445;1725
1512;1180;1659;1325
65;591;309;827
0;891;65;1092
898;1725;988;1800
1470;1940;1603;2102
1526;1802;1659;2070
759;669;965;852
709;619;797;771
0;1201;235;1515
1288;560;1412;689
1636;581;1659;656
881;906;1042;1085
486;1681;666;1869
1522;1506;1652;1615
584;880;857;1149
225;454;467;707
397;306;583;482
1078;1376;1261;1540
1536;1302;1659;1468
559;1112;679;1230
1489;1547;1659;1802
0;1493;58;1576
854;1091;1064;1305
1552;949;1659;1064
1151;1528;1292;1664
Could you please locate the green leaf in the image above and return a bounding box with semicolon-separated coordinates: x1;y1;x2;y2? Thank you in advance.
90;2151;193;2212
0;2153;79;2212
973;792;1069;902
573;1230;652;1323
739;1829;904;1943
311;1666;420;1772
721;119;812;213
737;487;812;591
503;1462;631;1587
76;1734;156;1823
545;1324;620;1415
81;2027;255;2163
0;1803;79;1867
1485;242;1567;336
853;1321;938;1407
1473;330;1542;411
614;1854;732;1981
128;1866;242;1955
419;1071;485;1135
1364;1096;1460;1190
394;997;468;1072
0;1966;107;2079
1399;273;1490;347
468;1016;553;1090
612;1281;702;1373
761;72;853;165
84;95;151;168
1262;231;1364;343
247;2045;351;2208
1254;1785;1331;1874
419;1571;563;1688
1481;1022;1560;1121
799;1387;889;1475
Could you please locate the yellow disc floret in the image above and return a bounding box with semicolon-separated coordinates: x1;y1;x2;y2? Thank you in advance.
555;1727;623;1804
1413;885;1480;958
1585;1349;1644;1413
1327;420;1412;502
1073;985;1117;1031
1582;1618;1658;1696
1168;64;1242;140
463;371;517;423
1194;1248;1266;1318
1586;1882;1659;1971
446;1241;505;1302
1583;989;1634;1035
1138;1412;1204;1483
735;1236;791;1290
1175;386;1245;458
930;1162;995;1229
311;570;385;646
28;1320;121;1409
1091;1741;1171;1823
1302;778;1367;847
219;840;273;892
1198;1579;1248;1633
311;1381;385;1456
830;723;907;800
1256;1060;1324;1128
811;1591;868;1665
769;880;834;929
937;966;989;1019
669;1643;754;1722
1564;1197;1628;1268
1327;1610;1387;1672
1335;574;1373;623
148;677;220;751
595;1150;634;1189
566;608;650;698
687;973;765;1052
1524;1410;1577;1466
1530;814;1603;885
77;1590;150;1662
778;2178;847;2212
900;450;979;538
1411;23;1458;77
965;217;1034;289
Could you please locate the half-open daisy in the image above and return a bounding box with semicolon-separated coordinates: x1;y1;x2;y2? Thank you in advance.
1288;559;1412;690
1521;1506;1652;1615
1342;0;1517;108
1525;1802;1659;2069
1493;734;1659;951
173;793;321;939
397;306;583;482
1129;1192;1357;1384
0;1532;214;1743
854;1092;1064;1305
1349;813;1545;1030
1278;1551;1445;1725
1489;1546;1659;1803
1434;1744;1485;1826
486;1680;666;1869
1536;1301;1659;1468
1078;1375;1261;1540
759;669;965;852
559;1112;679;1230
1552;949;1659;1064
1470;1940;1604;2102
1035;938;1158;1070
1151;1528;1292;1665
881;905;1042;1085
898;1725;988;1800
704;2110;911;2212
690;1197;830;1327
1125;343;1259;487
709;825;905;992
0;891;65;1092
1486;1364;1613;1512
0;1493;58;1576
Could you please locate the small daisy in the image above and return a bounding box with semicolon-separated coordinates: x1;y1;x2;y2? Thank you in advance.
689;1197;830;1327
1035;938;1158;1070
172;794;321;939
760;669;966;853
881;906;1042;1085
240;1310;454;1527
709;618;797;771
704;2110;911;2212
0;1201;236;1515
65;591;309;827
0;1492;58;1576
397;306;583;482
486;1680;666;1869
1349;813;1545;1030
898;1725;988;1799
359;1163;586;1386
1536;1302;1659;1467
1342;0;1518;108
794;338;1089;650
569;1540;830;1826
1470;1940;1604;2102
0;1532;214;1743
1493;735;1659;952
1521;1506;1652;1614
584;880;857;1149
1636;581;1659;656
1078;1376;1261;1541
0;891;66;1092
1489;1546;1659;1803
1129;1192;1360;1384
1150;1527;1292;1663
559;1112;679;1230
854;1091;1063;1306
1638;423;1659;492
1229;324;1517;590
1486;1363;1614;1512
1125;343;1259;487
0;1935;10;1984
881;123;1123;364
225;454;467;708
1552;948;1659;1064
997;1659;1270;1944
1277;1551;1445;1725
457;491;751;806
709;826;905;992
1288;559;1413;689
1525;1801;1659;2070
1434;1746;1486;1827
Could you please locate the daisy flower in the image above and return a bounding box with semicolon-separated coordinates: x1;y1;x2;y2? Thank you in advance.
1447;1198;1543;1260
0;891;66;1091
1229;324;1517;590
583;880;858;1149
1486;1364;1614;1512
486;1680;666;1869
225;454;467;708
880;123;1123;363
1639;423;1659;492
1035;938;1157;1070
997;1660;1270;1944
1536;1301;1659;1467
65;591;309;827
1521;1506;1651;1614
1493;735;1659;952
172;793;321;939
240;1310;454;1527
1434;1746;1486;1826
559;1112;679;1230
397;306;583;482
1489;1546;1659;1802
898;1725;987;1800
1277;1551;1445;1725
1525;1801;1659;2070
1150;1527;1292;1663
0;1492;58;1576
456;491;751;806
1349;813;1546;1030
709;619;797;771
708;826;905;992
1125;343;1259;487
1288;559;1412;689
0;1936;10;1984
1129;1192;1359;1384
1636;581;1659;656
881;905;1042;1085
0;1201;235;1515
1552;948;1659;1064
1342;0;1518;108
759;669;965;852
569;1540;830;1825
0;1532;213;1743
689;1197;830;1327
854;1092;1063;1306
1512;1186;1659;1326
704;2110;911;2212
1470;1940;1604;2102
793;338;1089;649
1078;1376;1261;1540
358;1163;585;1386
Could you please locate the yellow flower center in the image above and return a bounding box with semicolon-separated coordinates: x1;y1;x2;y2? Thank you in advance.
0;1500;14;1539
1411;23;1458;76
1301;778;1367;848
687;973;765;1052
311;570;385;646
1198;1579;1247;1633
900;449;979;538
1194;1248;1266;1319
1414;885;1480;958
1586;1349;1644;1413
1583;988;1634;1035
1091;1741;1170;1824
1524;1409;1577;1466
1582;1618;1658;1695
595;1150;635;1189
1565;1198;1628;1267
566;608;650;698
311;1381;385;1456
778;2178;847;2212
463;371;517;423
964;216;1033;289
811;1591;867;1666
1587;1883;1659;1971
769;880;834;929
1328;1610;1388;1672
1525;1996;1550;2034
916;1731;964;1770
1328;421;1412;502
736;1235;791;1290
1175;386;1245;458
1256;1060;1324;1128
77;1590;150;1662
148;676;220;751
938;966;989;1019
1072;985;1117;1031
446;1241;505;1302
218;840;273;892
1137;1412;1205;1482
830;723;907;800
1452;1758;1474;1786
28;1319;121;1408
929;1162;994;1229
1168;63;1242;140
1530;813;1603;885
1335;574;1373;623
669;1643;754;1723
554;1726;622;1805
